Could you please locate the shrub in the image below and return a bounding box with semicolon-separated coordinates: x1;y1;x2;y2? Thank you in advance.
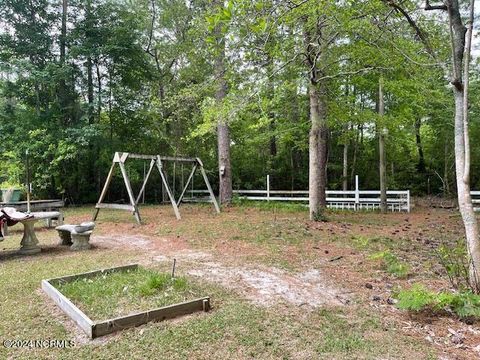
434;239;470;290
395;284;480;319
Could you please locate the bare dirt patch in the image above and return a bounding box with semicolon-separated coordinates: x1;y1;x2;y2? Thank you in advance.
188;263;346;307
92;233;190;254
91;232;346;308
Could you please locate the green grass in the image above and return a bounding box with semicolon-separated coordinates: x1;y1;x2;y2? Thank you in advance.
55;267;202;319
232;198;308;213
369;251;411;279
0;205;439;359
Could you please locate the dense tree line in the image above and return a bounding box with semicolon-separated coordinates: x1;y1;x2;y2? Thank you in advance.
0;0;478;206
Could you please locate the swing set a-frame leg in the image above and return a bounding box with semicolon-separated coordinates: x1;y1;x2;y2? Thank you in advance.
93;162;116;221
156;156;181;220
95;152;219;224
176;164;197;207
119;161;141;224
135;159;155;204
197;158;220;213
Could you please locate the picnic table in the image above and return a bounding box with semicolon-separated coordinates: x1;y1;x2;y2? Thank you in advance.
19;211;62;254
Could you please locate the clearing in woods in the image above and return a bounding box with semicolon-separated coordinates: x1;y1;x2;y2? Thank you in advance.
0;203;477;359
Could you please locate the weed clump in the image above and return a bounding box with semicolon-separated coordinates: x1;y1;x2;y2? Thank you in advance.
395;284;480;320
140;273;188;296
369;251;410;278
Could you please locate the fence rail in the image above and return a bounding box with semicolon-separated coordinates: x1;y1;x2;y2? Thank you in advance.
185;175;410;213
470;191;480;211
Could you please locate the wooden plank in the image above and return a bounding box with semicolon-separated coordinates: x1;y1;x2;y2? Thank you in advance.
93;161;117;221
359;190;409;195
199;163;220;214
358;198;405;203
239;196;309;201
43;264;210;339
119;161;141;224
135;159;156;204
158;156;197;163
176;164;197;206
128;154;197;162
92;297;210;338
1;199;64;207
233;190;267;194
95;203;135;211
48;264;139;285
182;198;213;203
43;264;139;339
236;196;407;205
127;153;157;160
42;279;94;338
156;157;181;220
198;189;408;196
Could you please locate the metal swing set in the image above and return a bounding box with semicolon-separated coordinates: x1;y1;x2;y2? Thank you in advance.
93;152;220;224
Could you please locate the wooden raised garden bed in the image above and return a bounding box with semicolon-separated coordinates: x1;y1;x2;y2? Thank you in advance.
42;264;210;338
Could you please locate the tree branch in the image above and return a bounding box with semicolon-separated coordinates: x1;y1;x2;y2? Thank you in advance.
315;67;393;82
382;0;435;58
424;1;447;11
145;0;156;55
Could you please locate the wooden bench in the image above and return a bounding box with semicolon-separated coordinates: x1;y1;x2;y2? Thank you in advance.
0;200;64;235
56;222;95;251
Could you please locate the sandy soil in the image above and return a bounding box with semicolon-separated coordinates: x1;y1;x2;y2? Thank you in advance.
59;204;480;359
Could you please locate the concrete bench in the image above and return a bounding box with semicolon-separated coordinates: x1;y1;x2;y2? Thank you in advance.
56;222;95;251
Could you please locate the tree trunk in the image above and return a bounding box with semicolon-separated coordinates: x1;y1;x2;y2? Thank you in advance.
448;0;480;292
303;16;329;220
342;123;349;192
86;0;94;124
308;82;328;220
268;68;277;158
87;56;94;124
386;0;480;290
378;77;387;213
214;6;232;205
415;118;426;173
444;141;450;195
454;88;480;291
95;60;102;119
59;0;68;125
350;124;359;187
108;67;113;147
343;142;348;192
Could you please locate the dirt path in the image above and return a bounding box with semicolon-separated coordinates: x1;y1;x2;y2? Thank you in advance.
92;233;346;308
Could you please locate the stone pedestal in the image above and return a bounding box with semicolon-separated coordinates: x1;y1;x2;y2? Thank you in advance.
19;219;41;254
56;225;76;245
70;232;92;251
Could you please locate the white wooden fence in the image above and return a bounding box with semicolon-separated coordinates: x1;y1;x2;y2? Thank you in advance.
470;191;480;211
186;175;410;213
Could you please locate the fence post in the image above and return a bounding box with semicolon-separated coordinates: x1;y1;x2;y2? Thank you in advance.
355;175;360;211
267;175;270;202
407;190;410;213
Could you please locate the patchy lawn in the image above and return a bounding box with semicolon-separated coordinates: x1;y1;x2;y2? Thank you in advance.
0;202;477;359
55;267;207;320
